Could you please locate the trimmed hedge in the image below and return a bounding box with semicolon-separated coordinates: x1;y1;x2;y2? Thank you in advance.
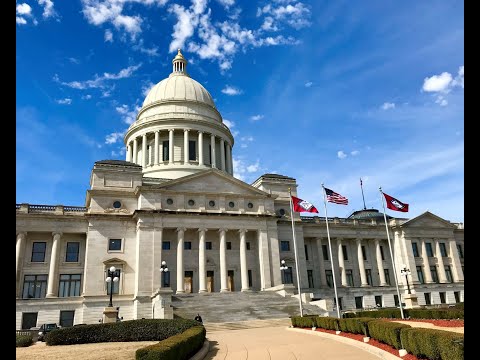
136;326;206;360
400;327;464;360
16;334;33;347
344;308;464;320
46;319;199;345
338;317;376;336
290;315;317;328
367;320;411;349
315;317;339;331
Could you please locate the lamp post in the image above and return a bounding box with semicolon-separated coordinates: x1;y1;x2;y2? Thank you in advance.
280;259;288;283
400;264;412;294
159;260;169;287
106;266;119;307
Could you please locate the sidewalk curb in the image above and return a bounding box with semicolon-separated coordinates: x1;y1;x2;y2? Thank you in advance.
189;340;210;360
286;327;400;360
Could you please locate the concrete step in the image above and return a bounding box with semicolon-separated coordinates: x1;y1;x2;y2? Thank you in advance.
204;318;291;333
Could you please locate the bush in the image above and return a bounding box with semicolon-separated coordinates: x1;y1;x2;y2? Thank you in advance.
46;319;199;346
136;326;206;360
368;320;411;349
290;315;317;328
344;308;464;320
344;309;403;319
16;335;33;347
400;327;464;360
315;317;339;331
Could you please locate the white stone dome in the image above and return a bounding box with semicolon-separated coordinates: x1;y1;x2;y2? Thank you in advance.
142;75;216;109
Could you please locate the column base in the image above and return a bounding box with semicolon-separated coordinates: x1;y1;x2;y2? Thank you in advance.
198;289;207;293
220;288;230;293
176;290;185;294
360;284;370;287
46;294;56;298
379;283;388;286
241;288;252;292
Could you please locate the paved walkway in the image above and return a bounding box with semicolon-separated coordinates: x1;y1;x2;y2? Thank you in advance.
204;326;388;360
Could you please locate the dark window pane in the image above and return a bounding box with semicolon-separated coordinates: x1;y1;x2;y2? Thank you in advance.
412;243;419;257
66;242;79;262
426;243;434;257
380;246;385;260
361;246;367;261
162;241;171;250
206;242;212;250
189;140;196;161
439;243;448;257
322;245;329;260
58;274;82;297
23;275;48;299
162;141;169;161
60;311;75;327
342;245;348;260
281;241;290;251
184;241;192;250
31;242;46;262
109;239;122;251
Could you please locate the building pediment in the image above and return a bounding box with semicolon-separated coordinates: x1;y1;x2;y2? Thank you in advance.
400;211;455;229
150;169;270;197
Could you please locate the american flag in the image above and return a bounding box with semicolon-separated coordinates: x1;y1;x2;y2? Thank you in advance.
324;187;348;205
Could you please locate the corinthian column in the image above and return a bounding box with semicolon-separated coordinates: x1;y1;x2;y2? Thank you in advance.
198;228;207;293
132;138;138;164
219;229;228;292
169;129;174;164
210;134;216;168
421;240;433;283
375;239;387;286
357;238;369;286
226;144;232;174
239;229;249;291
337;238;347;286
184;129;190;164
46;232;62;297
220;138;226;171
316;238;327;287
154;131;159;165
198;131;204;166
435;240;447;282
176;228;186;294
142;133;147;167
16;232;27;296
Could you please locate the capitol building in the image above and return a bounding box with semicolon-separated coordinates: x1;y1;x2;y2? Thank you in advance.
16;50;464;329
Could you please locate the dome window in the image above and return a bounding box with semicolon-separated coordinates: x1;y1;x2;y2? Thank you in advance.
247;202;254;209
113;201;122;209
228;201;235;208
166;198;174;205
188;199;195;206
209;200;215;207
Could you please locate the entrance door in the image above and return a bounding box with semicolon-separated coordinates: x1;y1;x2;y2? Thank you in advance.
227;270;235;291
184;271;193;293
207;271;214;292
22;312;38;330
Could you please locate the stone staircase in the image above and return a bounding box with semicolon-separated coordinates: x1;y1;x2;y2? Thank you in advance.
171;291;320;324
204;318;292;333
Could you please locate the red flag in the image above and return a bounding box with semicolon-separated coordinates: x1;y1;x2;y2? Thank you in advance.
291;196;319;213
383;192;409;212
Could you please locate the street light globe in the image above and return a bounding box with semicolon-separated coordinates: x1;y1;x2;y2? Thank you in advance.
164;267;169;272
109;266;116;272
113;276;119;282
281;260;286;265
106;277;112;282
161;260;166;266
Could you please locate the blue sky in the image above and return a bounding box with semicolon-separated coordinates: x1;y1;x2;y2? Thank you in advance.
16;0;464;223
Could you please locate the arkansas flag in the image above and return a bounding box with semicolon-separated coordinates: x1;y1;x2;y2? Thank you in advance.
383;192;409;212
291;196;319;213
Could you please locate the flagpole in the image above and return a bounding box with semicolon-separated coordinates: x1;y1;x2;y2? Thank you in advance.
288;188;304;317
379;186;405;320
360;178;367;210
321;183;341;319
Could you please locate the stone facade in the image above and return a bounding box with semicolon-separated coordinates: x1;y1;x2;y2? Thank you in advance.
15;50;464;329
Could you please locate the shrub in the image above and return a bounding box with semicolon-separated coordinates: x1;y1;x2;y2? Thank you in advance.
46;319;199;346
136;326;206;360
368;320;410;349
315;317;340;331
16;334;33;347
400;327;464;360
345;308;464;320
290;316;317;328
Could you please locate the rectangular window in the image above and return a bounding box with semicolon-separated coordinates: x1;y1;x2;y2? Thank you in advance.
375;295;382;307
430;265;439;283
394;294;400;307
248;270;253;287
322;245;329;260
66;242;80;262
162;241;171;250
325;270;333;288
426;242;434;257
280;241;290;252
439;243;448;257
21;312;38;330
346;269;354;286
384;269;391;285
416;266;425;284
31;242;46;262
456;244;464;259
162;141;169;161
412;242;419;257
361;246;367;261
22;275;47;299
283;267;293;284
108;239;122;251
184;241;192;250
206;241;212;250
304;245;309;261
424;292;431;305
106;269;121;295
226;242;232;250
307;270;314;288
162;271;170;287
59;310;75;327
445;265;454;283
189;140;196;161
342;245;348;260
246;242;251;250
454;291;461;303
366;269;373;286
439;292;446;304
58;274;82;297
380;245;385;260
355;296;363;309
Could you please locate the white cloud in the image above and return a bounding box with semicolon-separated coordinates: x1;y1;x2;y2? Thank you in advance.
37;0;57;19
422;72;453;93
222;85;242;95
16;3;32;15
240;136;253;142
435;95;448;107
261;16;278;31
16;16;28;25
247;161;260;172
452;65;464;89
105;131;125;144
217;0;235;8
55;98;72;105
82;94;92;100
250;114;264;121
142;81;156;96
104;29;113;42
116;104;140;124
132;39;159;56
68;57;80;64
257;1;311;30
337;150;347;159
168;4;199;52
54;63;142;90
304;81;313;88
381;102;395;110
223;119;235;128
233;157;262;181
351;150;360;156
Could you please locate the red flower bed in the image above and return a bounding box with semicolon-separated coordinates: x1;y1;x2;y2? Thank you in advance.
386;319;464;327
300;327;419;359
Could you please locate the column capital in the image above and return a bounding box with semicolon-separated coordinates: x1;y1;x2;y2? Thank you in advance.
155;130;160;133
198;228;208;233
356;238;363;243
238;229;248;234
218;228;228;233
52;232;62;239
169;128;175;132
184;128;190;133
198;130;204;134
16;232;27;239
176;227;187;233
